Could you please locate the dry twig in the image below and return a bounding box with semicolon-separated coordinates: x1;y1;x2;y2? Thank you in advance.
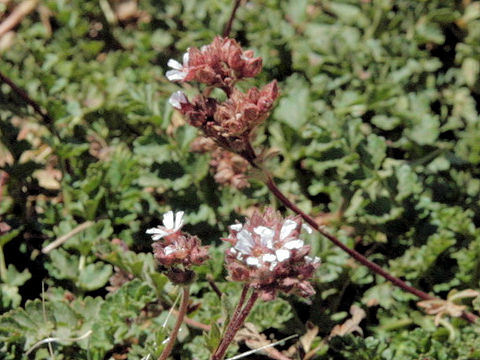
0;0;38;37
42;221;95;254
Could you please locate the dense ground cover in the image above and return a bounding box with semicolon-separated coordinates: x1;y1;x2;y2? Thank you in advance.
1;0;480;359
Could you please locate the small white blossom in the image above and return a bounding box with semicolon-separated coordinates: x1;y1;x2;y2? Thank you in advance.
306;256;321;264
165;51;189;81
269;261;278;271
275;249;291;262
235;230;255;254
230;223;243;232
280;219;297;240
283;239;304;250
254;226;274;249
302;224;313;234
262;253;277;263
164;245;176;255
168;91;188;109
146;210;184;241
246;256;260;267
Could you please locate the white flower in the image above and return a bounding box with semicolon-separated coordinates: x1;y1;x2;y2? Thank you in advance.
235;229;255;254
306;256;321;264
254;226;274;249
280;219;298;240
165;51;189;81
168;91;188;109
275;249;291;262
164;245;176;255
302;223;313;234
283;239;304;250
146;210;184;241
230;223;243;232
246;256;260;267
261;253;277;262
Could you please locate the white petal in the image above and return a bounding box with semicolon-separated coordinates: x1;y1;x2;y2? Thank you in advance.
168;91;188;109
302;224;313;234
166;69;186;81
246;257;260;267
164;245;176;255
230;223;243;231
163;211;175;230
269;261;278;271
174;211;184;231
151;233;168;241
283;239;304;250
254;226;275;249
167;58;183;70
182;51;190;66
261;253;276;262
280;219;298;240
146;227;169;240
235;230;255;254
306;256;321;264
230;248;237;255
146;227;165;234
275;249;291;262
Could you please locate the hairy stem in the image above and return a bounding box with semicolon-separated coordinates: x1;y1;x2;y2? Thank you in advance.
223;0;243;37
229;285;249;328
158;286;190;360
262;174;478;323
212;289;259;360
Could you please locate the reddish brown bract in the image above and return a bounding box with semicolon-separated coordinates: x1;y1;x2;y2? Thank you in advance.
167;37;263;88
147;211;209;270
167;37;279;163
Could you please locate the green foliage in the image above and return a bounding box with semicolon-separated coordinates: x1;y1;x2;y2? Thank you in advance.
1;0;480;359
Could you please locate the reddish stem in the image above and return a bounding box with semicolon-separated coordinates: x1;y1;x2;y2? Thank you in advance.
0;70;55;128
263;174;478;324
223;0;243;37
230;285;249;327
212;289;259;360
158;286;190;360
207;274;223;298
0;70;71;174
171;309;211;332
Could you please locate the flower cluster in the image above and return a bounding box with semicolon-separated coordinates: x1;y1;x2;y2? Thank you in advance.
223;208;320;300
166;36;262;88
166;37;279;162
146;211;209;270
210;148;250;189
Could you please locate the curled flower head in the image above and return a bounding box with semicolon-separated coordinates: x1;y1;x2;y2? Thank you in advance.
146;211;209;273
223;208;320;301
170;82;278;160
165;37;262;88
210;148;250;189
213;81;278;136
165;38;278;163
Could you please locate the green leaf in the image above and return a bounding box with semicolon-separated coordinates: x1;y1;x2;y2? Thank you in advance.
274;75;310;130
77;262;112;291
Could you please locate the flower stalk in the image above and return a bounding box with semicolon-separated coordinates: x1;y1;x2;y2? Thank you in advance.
212;287;259;360
262;174;478;324
165;36;479;325
158;286;190;360
146;211;210;357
